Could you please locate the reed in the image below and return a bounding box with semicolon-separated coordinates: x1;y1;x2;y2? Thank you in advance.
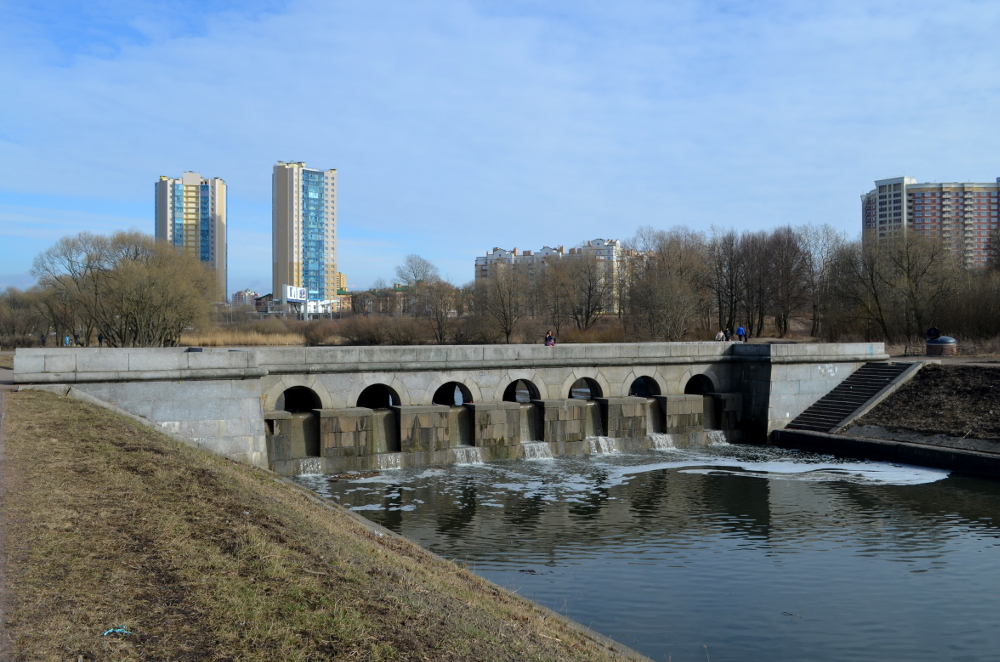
180;329;305;347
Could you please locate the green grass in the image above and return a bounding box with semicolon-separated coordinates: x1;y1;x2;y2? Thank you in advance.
1;390;637;661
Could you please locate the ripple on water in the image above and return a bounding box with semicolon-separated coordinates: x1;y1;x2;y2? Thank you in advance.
290;445;1000;662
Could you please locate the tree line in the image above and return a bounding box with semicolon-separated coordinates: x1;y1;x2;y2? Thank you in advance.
1;231;218;348
4;226;998;348
345;225;1000;345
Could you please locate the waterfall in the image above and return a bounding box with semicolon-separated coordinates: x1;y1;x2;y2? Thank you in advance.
586;437;621;454
452;446;485;465
706;430;728;445
520;441;554;460
375;453;402;470
649;433;677;450
297;457;323;475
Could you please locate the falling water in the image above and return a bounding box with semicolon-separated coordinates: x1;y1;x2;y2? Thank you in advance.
520;441;554;460
452;446;485;465
649;433;677;450
374;453;402;470
297;457;323;474
587;437;621;454
705;430;728;445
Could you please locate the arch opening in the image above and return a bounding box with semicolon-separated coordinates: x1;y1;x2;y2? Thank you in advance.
503;379;540;404
432;382;474;406
684;374;715;395
357;384;401;409
629;376;661;398
569;377;603;400
277;386;321;458
276;386;321;413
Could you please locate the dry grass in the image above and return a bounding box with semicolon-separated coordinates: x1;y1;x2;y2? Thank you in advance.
1;390;634;662
0;354;12;370
180;329;305;347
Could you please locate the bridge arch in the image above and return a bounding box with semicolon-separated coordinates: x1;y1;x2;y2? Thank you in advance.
628;375;661;398
569;377;603;400
432;381;474;406
357;383;401;409
263;377;332;412
684;374;715;395
503;379;540;403
277;386;321;412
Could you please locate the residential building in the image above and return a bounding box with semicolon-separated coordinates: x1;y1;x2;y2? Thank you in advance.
232;289;258;308
272;161;341;302
474;239;651;313
862;176;1000;267
155;172;227;297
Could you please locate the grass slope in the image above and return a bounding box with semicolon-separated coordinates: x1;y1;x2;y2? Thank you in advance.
1;390;634;662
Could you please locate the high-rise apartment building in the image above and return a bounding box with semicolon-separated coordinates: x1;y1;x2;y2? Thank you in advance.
155;172;227;297
862;176;1000;268
272;161;338;301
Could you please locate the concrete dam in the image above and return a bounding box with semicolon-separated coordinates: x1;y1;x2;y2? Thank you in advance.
13;342;886;475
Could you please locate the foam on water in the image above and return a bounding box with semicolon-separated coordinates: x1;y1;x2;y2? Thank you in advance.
521;441;554;460
587;437;621;454
452;446;485;465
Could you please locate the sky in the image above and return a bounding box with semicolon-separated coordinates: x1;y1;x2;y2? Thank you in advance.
3;0;1000;293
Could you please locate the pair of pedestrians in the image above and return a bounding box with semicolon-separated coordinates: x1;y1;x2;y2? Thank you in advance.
716;326;748;342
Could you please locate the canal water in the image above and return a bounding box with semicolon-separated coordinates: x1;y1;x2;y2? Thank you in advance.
293;440;1000;662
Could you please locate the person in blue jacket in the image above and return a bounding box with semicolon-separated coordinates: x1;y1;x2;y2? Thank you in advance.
736;325;746;342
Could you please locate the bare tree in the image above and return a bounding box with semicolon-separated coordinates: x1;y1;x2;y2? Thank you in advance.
394;255;439;286
480;262;527;343
768;227;809;337
799;224;845;337
31;231;216;347
568;255;607;331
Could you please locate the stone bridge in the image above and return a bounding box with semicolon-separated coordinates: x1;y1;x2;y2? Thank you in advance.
13;342;886;475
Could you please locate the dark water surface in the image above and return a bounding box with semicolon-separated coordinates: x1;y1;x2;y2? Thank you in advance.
292;442;1000;662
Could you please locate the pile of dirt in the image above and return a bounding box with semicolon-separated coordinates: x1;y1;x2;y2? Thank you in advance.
854;364;1000;440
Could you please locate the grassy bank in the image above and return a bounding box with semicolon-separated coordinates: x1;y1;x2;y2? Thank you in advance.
1;390;635;661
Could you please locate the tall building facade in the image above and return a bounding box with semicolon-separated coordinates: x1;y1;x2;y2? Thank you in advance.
272;161;338;301
862;176;1000;268
155;172;227;297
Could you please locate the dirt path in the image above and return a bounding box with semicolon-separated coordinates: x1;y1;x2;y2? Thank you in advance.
0;390;10;662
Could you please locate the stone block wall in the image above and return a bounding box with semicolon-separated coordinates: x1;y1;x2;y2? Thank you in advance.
596;397;657;439
654;395;704;434
71;379;267;467
536;399;603;442
468;402;524;447
395;405;453;453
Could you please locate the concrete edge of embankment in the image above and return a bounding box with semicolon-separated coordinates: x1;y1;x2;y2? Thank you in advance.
13;384;653;662
773;428;1000;479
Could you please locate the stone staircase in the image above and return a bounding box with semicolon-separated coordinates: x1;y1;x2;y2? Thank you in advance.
785;362;911;433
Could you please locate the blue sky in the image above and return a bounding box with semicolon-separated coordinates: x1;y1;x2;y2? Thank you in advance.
3;0;1000;292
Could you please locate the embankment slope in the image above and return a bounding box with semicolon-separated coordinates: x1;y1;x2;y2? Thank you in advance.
0;390;637;661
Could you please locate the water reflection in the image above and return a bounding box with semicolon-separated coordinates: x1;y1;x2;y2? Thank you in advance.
295;445;1000;662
